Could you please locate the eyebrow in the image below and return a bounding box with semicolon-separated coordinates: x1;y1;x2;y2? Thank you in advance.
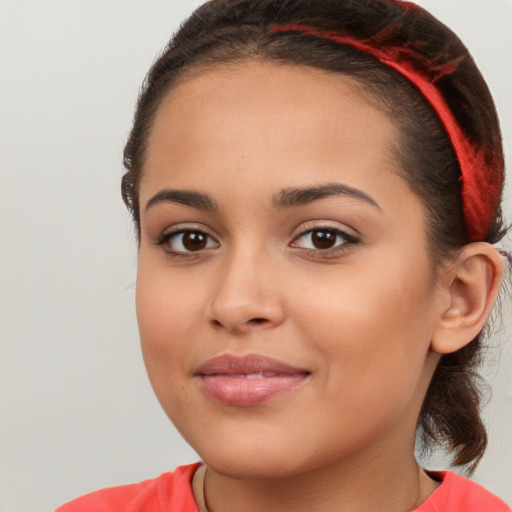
144;189;218;212
273;183;381;210
144;182;380;213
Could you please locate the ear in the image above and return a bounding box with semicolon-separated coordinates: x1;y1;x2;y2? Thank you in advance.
431;243;504;355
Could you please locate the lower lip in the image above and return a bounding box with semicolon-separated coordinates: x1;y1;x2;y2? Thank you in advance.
199;374;309;406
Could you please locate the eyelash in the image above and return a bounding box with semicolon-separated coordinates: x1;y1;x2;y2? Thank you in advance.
154;225;359;257
290;226;359;257
155;228;219;256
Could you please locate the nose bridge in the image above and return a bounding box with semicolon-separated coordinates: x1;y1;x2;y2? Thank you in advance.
206;240;284;332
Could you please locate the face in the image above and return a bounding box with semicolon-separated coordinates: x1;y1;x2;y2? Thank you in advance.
136;62;444;479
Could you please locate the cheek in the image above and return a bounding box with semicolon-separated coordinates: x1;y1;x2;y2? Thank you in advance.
136;253;206;333
135;260;203;383
135;265;206;430
289;257;437;383
292;272;436;446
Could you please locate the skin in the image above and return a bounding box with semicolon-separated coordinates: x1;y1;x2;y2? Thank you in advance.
135;61;470;511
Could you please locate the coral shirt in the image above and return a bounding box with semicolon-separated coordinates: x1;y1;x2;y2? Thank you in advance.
55;463;511;512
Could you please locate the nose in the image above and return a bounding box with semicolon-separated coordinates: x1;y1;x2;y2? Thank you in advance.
205;247;285;334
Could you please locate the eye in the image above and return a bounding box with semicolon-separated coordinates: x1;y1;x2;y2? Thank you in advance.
291;228;356;251
157;230;219;254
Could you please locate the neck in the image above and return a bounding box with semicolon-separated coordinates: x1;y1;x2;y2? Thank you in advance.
195;446;438;512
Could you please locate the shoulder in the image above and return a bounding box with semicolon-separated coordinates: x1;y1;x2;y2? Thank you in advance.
416;471;511;512
54;463;201;512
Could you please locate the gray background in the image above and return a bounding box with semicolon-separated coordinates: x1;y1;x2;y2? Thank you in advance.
1;1;511;511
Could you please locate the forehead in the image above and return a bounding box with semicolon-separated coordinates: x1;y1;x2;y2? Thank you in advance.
142;61;402;194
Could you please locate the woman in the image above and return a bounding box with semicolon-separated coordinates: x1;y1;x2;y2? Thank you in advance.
57;0;510;510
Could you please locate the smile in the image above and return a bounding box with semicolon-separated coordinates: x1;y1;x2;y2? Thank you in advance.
195;354;310;406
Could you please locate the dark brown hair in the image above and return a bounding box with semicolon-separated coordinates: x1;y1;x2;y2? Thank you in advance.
122;0;506;471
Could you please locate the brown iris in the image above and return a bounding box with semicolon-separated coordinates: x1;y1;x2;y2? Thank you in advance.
182;231;208;251
311;230;338;249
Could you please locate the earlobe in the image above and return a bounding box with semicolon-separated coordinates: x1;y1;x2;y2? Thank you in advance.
431;243;504;355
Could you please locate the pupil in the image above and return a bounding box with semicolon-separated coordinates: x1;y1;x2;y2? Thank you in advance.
312;230;336;249
183;232;207;251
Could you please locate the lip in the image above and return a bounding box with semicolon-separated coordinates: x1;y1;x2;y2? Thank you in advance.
195;354;310;406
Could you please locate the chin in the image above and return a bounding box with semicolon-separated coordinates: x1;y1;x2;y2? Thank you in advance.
204;452;310;480
189;427;335;480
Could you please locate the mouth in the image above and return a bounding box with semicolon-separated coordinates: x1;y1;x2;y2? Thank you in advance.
195;354;311;406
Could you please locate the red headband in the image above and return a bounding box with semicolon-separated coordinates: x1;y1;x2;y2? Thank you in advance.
270;16;502;242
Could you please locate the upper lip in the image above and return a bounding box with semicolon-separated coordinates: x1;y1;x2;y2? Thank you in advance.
195;354;310;376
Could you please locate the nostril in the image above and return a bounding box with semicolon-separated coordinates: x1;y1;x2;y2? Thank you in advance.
249;318;267;324
208;317;268;329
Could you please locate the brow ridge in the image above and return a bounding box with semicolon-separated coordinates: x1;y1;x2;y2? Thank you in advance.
144;189;218;212
273;183;381;209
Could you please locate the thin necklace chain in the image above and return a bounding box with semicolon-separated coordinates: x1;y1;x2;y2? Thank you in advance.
202;466;211;512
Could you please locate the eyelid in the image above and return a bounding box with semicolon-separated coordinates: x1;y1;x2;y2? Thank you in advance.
289;221;360;254
290;220;359;241
154;222;214;240
154;223;220;254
